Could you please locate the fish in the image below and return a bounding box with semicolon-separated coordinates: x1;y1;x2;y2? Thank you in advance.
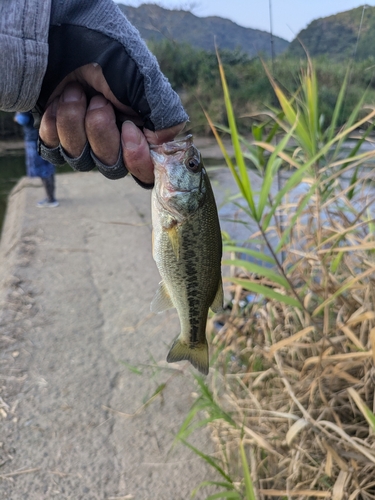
150;134;223;375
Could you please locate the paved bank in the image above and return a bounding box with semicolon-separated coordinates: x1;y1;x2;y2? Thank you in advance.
0;172;216;499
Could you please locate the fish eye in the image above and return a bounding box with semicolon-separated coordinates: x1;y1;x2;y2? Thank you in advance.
185;156;201;173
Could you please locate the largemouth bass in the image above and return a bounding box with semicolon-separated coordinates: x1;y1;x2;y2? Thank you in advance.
150;134;223;375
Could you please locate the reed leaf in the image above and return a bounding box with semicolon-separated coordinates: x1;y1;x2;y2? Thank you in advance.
331;91;368;160
348;388;375;433
330;251;344;273
203;110;242;189
262;158;312;231
301;61;318;156
228;278;302;308
326;68;349;144
206;492;241;500
275;183;317;252
222;258;290;289
313;267;375;316
240;442;257;500
255;122;297;222
181;439;234;485
216;48;256;216
223;245;275;265
262;61;313;154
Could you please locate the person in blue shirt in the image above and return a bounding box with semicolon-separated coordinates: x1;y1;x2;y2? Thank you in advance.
15;112;59;208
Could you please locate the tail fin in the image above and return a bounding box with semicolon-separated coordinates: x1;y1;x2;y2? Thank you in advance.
167;338;209;375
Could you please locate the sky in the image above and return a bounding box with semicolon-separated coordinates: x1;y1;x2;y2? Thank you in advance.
116;1;375;42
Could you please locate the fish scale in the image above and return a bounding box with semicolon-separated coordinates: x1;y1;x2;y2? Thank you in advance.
150;135;223;375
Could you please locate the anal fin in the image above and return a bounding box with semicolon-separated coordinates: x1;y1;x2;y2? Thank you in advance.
151;281;174;313
210;279;224;313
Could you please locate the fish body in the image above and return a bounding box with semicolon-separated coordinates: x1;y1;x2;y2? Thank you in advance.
150;135;223;375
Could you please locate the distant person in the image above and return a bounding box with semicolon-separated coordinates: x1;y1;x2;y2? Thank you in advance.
14;112;59;208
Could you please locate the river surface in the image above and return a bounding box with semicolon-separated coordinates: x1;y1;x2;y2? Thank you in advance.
0;147;27;230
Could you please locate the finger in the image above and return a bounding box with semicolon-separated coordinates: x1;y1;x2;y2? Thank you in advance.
121;121;154;185
56;82;87;158
85;95;120;166
144;122;187;145
39;98;59;148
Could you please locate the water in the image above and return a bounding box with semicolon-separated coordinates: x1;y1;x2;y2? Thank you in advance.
208;164;288;262
0;149;27;230
207;148;375;264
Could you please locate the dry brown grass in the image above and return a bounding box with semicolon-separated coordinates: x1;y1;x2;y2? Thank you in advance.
206;182;375;499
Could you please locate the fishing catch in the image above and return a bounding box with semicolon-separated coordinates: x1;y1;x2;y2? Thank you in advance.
150;134;223;375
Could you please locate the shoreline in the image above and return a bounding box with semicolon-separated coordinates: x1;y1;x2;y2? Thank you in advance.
0;139;24;154
0;136;233;159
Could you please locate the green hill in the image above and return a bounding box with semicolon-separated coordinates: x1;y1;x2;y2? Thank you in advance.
288;5;375;60
117;3;289;58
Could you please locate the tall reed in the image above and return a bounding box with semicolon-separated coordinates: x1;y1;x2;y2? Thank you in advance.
178;55;375;498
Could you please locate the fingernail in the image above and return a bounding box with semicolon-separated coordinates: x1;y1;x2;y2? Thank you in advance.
62;86;83;103
88;96;108;111
122;121;142;150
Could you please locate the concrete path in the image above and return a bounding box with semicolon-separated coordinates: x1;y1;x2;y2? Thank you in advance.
0;172;216;499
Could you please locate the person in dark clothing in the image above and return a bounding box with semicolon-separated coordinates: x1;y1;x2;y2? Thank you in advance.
14;112;59;208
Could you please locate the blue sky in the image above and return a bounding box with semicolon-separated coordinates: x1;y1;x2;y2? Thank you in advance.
117;1;374;41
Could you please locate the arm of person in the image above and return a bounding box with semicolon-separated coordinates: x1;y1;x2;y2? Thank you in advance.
0;0;51;112
0;0;188;185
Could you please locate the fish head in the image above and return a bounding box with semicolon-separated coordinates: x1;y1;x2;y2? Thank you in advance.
151;135;207;219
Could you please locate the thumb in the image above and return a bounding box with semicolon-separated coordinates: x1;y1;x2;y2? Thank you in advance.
144;122;187;146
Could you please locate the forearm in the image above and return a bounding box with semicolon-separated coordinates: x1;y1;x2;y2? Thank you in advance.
45;0;188;130
0;0;51;111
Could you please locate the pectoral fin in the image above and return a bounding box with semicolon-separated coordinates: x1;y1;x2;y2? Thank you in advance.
167;225;180;260
150;281;174;313
210;279;224;313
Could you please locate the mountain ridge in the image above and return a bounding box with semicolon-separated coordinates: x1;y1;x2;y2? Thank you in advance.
287;5;375;60
117;3;289;58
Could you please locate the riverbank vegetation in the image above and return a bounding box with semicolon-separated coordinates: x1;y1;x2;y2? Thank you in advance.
149;40;375;138
177;53;375;498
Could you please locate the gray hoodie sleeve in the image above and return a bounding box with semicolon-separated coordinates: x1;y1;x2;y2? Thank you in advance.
0;0;51;111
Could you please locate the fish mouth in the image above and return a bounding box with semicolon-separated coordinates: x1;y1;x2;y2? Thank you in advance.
163;183;199;195
150;134;193;155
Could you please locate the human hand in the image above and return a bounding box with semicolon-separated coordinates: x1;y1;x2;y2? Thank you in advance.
39;64;186;186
